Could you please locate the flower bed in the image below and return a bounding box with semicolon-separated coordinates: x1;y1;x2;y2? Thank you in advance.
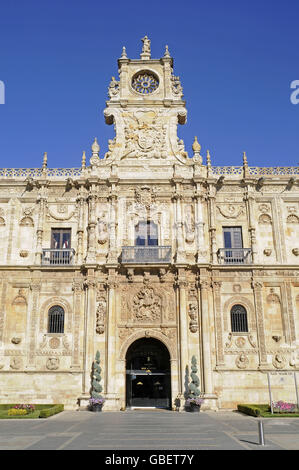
0;404;64;419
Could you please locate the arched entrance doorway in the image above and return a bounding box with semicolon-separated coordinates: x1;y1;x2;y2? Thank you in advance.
126;338;171;409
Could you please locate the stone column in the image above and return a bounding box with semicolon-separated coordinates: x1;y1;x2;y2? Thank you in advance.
199;279;213;393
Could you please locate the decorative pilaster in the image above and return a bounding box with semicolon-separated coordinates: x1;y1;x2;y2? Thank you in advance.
82;274;97;394
207;185;217;264
212;281;225;366
194;186;206;261
27;280;41;369
176;271;189;399
244;187;257;263
173;183;185;263
252;280;268;367
76;187;86;265
199;278;213;393
86;187;98;264
104;270;119;409
71;278;84;369
35;186;48;264
107;187;118;264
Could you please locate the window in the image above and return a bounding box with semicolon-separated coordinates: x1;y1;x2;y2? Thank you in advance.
223;227;243;249
51;228;71;249
135;221;158;246
231;305;248;333
48;305;65;333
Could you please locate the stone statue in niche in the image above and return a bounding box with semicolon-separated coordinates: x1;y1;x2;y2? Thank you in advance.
98;214;108;245
184;206;195;243
96;297;106;334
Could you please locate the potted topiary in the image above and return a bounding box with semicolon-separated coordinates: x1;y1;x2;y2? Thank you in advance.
186;356;204;412
89;350;105;411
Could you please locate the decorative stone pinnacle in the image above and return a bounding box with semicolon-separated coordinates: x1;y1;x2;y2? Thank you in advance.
81;150;86;169
192;136;201;153
42;152;47;169
192;137;202;164
243;151;248;165
90;138;100;166
141;35;151;60
164;45;171;58
206;150;211;165
121;46;127;58
92;137;100;156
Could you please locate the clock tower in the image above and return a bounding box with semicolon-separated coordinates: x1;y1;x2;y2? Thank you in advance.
102;36;189;165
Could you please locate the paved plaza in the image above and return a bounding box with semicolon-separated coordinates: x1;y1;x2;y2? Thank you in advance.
0;409;298;451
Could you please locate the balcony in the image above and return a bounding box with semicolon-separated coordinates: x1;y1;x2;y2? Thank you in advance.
122;246;172;264
42;249;75;266
217;248;252;265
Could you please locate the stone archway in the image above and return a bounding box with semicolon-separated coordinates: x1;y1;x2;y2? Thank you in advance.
125;337;172;409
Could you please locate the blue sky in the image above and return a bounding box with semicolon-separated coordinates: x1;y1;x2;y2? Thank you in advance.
0;0;298;168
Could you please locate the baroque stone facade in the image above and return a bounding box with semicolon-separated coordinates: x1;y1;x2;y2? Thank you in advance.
0;38;298;410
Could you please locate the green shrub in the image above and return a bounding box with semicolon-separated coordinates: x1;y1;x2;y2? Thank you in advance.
237;404;269;417
39;404;64;418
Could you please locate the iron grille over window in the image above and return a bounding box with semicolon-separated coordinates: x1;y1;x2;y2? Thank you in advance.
231;304;248;333
48;305;65;333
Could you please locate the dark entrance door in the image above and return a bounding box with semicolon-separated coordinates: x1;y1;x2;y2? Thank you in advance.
126;338;171;409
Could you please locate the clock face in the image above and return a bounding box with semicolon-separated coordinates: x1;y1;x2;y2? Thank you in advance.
132;71;159;94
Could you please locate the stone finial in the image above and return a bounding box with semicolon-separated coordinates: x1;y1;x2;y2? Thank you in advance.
81;151;86;169
141;35;151;60
90;138;100;166
121;46;127;58
164;45;171;58
192;136;202;164
92;137;100;156
42;152;47;170
206;150;212;166
243;151;248;165
192;136;201;153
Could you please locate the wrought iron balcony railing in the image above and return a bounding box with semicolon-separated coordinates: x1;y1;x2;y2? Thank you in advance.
217;248;252;265
122;246;172;264
42;249;75;265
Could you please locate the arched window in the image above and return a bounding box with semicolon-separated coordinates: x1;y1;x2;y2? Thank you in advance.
230;304;248;333
48;305;65;333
